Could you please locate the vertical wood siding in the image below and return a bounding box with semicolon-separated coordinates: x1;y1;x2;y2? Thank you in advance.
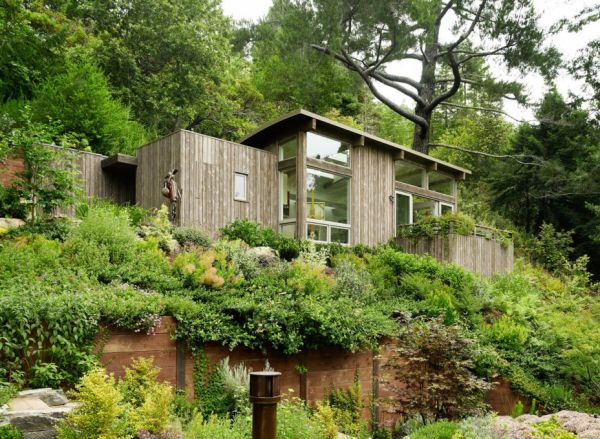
396;235;514;277
135;132;182;222
76;152;135;204
351;143;395;246
178;131;278;232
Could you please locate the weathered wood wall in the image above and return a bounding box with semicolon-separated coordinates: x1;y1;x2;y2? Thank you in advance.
136;132;182;222
178;130;278;231
352;143;395;246
75;151;135;204
396;234;514;277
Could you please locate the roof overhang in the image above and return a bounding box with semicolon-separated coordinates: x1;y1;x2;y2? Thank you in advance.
240;109;471;178
101;153;138;173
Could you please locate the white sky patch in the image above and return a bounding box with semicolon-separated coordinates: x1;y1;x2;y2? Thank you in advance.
221;0;599;123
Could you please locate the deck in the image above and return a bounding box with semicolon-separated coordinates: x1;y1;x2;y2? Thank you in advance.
396;224;514;277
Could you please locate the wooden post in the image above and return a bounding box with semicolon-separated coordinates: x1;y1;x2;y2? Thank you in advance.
250;371;282;439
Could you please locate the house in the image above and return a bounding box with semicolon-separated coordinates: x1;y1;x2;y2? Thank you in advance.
130;109;469;246
3;110;513;274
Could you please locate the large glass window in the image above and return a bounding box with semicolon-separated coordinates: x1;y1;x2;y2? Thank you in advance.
307;223;328;242
395;160;424;187
428;171;454;195
280;169;297;220
306;169;349;224
307;132;351;167
279;136;297;161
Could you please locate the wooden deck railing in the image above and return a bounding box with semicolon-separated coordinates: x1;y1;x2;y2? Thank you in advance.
396;222;514;277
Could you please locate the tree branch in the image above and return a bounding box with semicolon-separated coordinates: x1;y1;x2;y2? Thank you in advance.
438;102;533;123
429;143;543;166
377;71;422;89
371;72;427;106
337;48;429;130
426;52;461;112
442;0;487;53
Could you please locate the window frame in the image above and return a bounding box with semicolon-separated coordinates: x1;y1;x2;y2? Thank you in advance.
438;202;455;216
394;190;413;236
306;131;352;168
278;135;298;161
233;172;248;202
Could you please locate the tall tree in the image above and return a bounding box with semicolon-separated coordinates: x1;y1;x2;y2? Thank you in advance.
487;90;600;273
241;0;366;117
70;0;234;135
307;0;559;153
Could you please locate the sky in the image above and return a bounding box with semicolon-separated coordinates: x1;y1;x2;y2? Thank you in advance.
221;0;599;122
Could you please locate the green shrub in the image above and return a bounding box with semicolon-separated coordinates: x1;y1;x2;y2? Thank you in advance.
486;316;529;352
219;219;300;260
531;223;574;274
7;217;72;241
58;360;174;439
173;227;212;249
532;416;577;438
57;368;128;439
184;414;249;439
410;421;458;439
327;373;364;434
0;425;23;439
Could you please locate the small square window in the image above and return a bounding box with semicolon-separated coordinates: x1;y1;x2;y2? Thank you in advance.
234;173;247;201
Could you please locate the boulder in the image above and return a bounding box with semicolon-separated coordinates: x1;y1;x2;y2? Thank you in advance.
1;388;76;439
0;218;25;229
248;246;278;266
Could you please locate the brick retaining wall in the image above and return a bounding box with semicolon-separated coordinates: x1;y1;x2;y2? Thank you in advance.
98;317;523;424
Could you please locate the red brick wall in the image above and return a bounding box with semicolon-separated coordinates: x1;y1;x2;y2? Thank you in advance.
1;152;25;187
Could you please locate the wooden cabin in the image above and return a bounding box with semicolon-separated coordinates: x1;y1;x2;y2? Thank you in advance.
132;109;470;246
3;110;513;275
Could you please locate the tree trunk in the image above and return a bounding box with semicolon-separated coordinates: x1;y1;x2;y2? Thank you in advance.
411;11;442;155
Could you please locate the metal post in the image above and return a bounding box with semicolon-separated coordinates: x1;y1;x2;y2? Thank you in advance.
249;371;282;439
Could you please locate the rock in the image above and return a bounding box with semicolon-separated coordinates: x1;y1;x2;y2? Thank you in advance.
16;390;68;407
3;404;75;431
248;246;278;265
0;218;25;229
493;411;600;438
1;388;76;439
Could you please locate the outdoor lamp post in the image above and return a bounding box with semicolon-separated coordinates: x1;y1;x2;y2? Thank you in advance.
249;371;282;439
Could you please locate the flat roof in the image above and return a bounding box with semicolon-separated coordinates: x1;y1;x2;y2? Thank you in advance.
240;109;471;177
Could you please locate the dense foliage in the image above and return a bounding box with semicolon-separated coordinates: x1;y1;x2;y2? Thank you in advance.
0;208;599;419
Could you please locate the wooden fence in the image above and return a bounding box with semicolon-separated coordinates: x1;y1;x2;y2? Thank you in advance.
396;227;514;277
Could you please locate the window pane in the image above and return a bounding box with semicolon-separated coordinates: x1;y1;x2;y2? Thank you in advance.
395;160;424;187
280;169;297;220
413;196;437;222
306;169;349;224
307;132;351;167
279;137;297;161
234;173;247;200
330;227;349;244
280;222;296;238
307;223;328;241
396;193;411;228
440;204;453;215
429;171;454;195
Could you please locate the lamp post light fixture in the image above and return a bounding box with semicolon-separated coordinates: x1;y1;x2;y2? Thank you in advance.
249;371;282;439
